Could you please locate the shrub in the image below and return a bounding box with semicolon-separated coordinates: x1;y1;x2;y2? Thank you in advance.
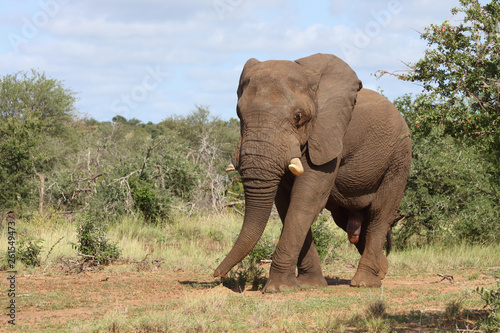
17;235;43;267
476;281;500;326
72;212;121;265
392;124;500;248
366;299;387;319
129;175;171;224
222;233;275;290
312;216;338;262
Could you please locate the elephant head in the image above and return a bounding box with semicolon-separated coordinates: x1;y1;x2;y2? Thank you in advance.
214;53;362;278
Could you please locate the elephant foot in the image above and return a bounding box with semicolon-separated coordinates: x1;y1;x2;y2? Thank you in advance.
262;271;300;293
350;263;382;288
297;270;328;288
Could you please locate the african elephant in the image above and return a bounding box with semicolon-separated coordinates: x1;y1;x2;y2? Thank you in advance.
214;53;412;291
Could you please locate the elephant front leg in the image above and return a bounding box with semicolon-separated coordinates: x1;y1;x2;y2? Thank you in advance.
262;158;338;292
263;215;325;292
275;185;327;289
263;190;330;292
264;228;327;291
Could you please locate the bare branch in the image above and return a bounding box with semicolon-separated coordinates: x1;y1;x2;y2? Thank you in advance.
108;169;141;185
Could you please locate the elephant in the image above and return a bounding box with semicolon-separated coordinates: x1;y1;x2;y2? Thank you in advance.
214;53;412;291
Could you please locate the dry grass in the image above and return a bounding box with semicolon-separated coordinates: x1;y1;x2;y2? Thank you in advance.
0;211;498;332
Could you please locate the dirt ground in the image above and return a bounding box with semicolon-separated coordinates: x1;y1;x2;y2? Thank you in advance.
2;265;497;332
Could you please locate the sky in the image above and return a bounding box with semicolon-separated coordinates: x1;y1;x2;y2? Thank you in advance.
0;0;464;123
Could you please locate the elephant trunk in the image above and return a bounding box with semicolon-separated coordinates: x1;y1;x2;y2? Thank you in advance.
214;178;279;278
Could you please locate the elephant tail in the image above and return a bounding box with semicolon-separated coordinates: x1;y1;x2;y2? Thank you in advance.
385;230;392;256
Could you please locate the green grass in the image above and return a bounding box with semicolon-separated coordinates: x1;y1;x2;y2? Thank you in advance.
0;211;499;332
2;211;500;276
389;241;500;274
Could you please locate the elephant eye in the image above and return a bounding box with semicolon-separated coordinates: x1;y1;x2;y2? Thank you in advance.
293;111;302;123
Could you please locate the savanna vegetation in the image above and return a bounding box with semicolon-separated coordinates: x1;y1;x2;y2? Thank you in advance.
1;0;499;331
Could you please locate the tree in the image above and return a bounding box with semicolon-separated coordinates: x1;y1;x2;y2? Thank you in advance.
379;0;499;149
376;0;500;246
158;106;240;210
390;93;500;247
0;70;78;210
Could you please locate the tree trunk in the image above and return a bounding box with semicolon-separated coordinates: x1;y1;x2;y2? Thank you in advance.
35;173;44;215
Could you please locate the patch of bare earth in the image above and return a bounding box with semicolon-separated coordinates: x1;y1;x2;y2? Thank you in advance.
3;266;496;331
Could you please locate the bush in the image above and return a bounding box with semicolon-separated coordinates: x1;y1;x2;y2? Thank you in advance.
129;175;171;224
395;133;500;247
222;232;276;290
476;281;500;326
312;215;338;262
72;212;121;265
394;94;500;248
366;299;387;319
0;70;77;211
249;236;275;263
17;235;43;267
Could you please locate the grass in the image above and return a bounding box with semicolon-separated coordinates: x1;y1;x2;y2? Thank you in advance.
0;211;499;332
4;210;499;275
389;241;500;273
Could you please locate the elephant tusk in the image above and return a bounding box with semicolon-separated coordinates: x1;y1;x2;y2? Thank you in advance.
225;163;236;172
288;158;304;176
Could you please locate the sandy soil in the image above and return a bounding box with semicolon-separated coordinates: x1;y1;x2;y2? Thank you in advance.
2;265;497;332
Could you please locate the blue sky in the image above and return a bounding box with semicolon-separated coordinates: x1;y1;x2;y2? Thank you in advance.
1;0;462;123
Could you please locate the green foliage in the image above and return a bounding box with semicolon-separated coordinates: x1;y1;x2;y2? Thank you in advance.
0;70;78;210
158;106;240;209
381;2;500;248
227;236;274;290
129;174;170;223
72;212;121;265
249;235;275;263
0;74;238;217
380;0;499;149
393;95;500;247
40;107;234;219
17;235;43;267
158;148;200;199
476;281;500;326
222;232;276;290
312;215;338;262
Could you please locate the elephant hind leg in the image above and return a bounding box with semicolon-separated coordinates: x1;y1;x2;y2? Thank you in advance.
329;206;389;282
350;166;409;288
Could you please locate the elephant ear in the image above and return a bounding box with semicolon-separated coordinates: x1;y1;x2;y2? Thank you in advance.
237;58;261;98
295;53;362;166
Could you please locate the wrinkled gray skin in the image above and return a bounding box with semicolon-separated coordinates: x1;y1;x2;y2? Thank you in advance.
214;54;412;291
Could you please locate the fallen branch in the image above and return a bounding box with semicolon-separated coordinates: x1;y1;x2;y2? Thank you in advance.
221;200;245;208
108;169;141;185
434;273;454;284
70;173;103;183
231;206;244;216
394;273;454;285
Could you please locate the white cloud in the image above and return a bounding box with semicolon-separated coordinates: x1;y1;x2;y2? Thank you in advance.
0;0;466;122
